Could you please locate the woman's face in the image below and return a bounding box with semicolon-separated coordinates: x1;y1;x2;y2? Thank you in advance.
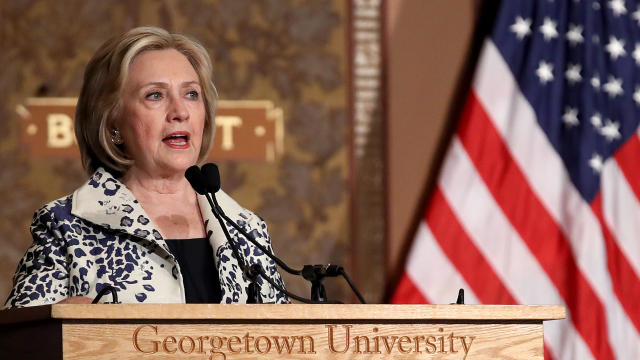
118;49;205;177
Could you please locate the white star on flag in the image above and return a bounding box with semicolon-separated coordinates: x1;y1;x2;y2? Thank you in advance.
563;107;580;127
600;119;622;141
606;36;626;60
634;87;640;105
591;75;601;90
589;153;604;173
565;64;582;84
536;61;554;83
633;44;640;65
539;17;559;41
633;5;640;25
603;76;623;97
566;24;584;46
591;113;603;128
510;16;532;39
609;0;628;17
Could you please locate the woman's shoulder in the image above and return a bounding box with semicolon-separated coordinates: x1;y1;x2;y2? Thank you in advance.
33;193;75;224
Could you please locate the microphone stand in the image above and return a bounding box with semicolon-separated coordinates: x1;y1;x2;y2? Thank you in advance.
92;285;120;304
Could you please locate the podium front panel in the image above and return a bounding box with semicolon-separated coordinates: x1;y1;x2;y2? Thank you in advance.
0;304;565;359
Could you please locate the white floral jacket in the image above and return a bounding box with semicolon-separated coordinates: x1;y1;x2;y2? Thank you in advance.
5;168;289;308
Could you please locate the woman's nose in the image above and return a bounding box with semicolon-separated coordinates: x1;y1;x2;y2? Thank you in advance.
167;96;189;121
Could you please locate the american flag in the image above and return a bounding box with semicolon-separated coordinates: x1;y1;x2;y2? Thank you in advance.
390;1;640;359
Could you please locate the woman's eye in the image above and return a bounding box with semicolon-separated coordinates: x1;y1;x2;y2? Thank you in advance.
146;92;162;100
187;90;199;99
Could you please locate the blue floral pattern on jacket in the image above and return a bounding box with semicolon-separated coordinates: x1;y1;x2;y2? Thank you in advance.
5;168;289;308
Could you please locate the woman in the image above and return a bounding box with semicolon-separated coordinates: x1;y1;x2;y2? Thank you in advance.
5;27;289;307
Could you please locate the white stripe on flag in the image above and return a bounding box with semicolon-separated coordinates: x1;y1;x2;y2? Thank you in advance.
472;39;639;359
439;137;593;360
602;158;640;279
405;222;480;305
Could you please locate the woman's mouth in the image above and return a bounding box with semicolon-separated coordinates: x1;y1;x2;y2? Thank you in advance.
163;132;190;149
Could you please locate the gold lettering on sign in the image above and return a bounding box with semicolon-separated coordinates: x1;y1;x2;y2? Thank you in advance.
216;115;242;150
46;113;75;148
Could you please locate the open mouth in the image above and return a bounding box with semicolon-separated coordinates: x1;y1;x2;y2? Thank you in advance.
163;132;190;147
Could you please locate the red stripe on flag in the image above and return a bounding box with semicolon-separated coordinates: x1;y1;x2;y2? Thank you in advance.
458;91;615;360
390;272;431;304
545;346;554;360
590;194;640;332
426;187;518;304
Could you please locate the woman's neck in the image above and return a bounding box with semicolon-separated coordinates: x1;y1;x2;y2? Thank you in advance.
120;167;191;197
119;167;205;239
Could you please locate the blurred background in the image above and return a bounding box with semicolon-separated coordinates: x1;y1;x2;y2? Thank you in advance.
0;0;475;304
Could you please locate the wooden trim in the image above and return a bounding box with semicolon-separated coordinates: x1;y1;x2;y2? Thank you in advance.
1;304;565;323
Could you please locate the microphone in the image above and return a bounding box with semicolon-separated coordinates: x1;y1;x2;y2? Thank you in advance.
185;166;208;195
201;163;221;193
198;163;366;304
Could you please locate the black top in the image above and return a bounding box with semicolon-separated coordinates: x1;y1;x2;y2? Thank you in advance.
164;238;222;303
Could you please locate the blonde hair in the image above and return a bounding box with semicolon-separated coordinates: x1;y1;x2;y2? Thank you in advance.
75;26;217;176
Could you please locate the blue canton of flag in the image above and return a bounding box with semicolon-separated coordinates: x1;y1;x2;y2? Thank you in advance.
494;0;640;202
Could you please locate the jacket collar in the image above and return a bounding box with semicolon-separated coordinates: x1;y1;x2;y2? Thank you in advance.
71;168;247;238
71;168;173;255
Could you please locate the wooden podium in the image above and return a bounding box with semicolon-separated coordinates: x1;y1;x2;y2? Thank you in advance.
0;304;564;359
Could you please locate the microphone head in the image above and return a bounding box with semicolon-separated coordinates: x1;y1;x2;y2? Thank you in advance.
202;163;221;193
184;165;208;195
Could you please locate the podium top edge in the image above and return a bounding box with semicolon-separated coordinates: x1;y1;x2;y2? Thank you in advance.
0;304;566;324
